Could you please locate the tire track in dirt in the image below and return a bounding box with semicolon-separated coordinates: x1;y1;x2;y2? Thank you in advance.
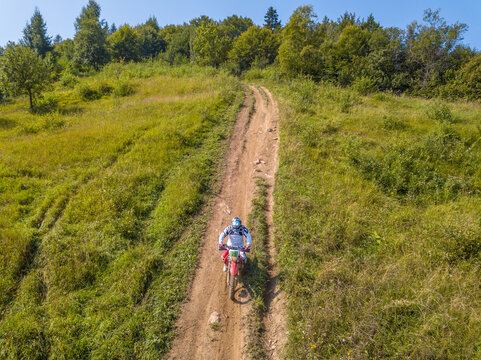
168;85;282;360
256;86;286;360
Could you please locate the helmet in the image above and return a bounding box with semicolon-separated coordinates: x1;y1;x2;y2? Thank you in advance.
232;217;241;229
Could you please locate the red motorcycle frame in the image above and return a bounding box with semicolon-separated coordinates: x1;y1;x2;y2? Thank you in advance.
220;245;249;300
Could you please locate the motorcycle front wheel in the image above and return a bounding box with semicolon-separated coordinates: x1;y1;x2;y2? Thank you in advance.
229;274;237;300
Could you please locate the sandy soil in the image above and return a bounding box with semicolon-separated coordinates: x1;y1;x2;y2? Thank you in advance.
167;85;284;360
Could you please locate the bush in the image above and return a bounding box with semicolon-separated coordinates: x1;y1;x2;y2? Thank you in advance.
352;76;378;95
382;115;407;130
32;93;59;114
338;91;360;113
346;125;475;202
289;78;318;113
427;103;455;124
60;72;79;88
459;53;481;100
113;81;134;97
78;83;101;101
436;79;468;100
442;226;481;263
77;81;113;101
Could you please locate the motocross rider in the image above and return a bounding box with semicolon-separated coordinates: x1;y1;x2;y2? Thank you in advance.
218;217;252;272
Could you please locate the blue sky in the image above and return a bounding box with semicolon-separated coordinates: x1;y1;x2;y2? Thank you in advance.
1;0;480;50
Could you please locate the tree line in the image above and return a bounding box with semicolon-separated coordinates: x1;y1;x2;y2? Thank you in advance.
1;1;481;109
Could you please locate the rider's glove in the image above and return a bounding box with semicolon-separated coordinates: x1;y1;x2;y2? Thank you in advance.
244;244;251;252
218;244;225;250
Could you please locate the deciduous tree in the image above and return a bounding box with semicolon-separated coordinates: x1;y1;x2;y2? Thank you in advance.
0;43;52;109
405;9;468;88
278;6;323;78
108;25;139;61
228;26;280;73
193;22;231;67
73;0;109;70
137;18;166;58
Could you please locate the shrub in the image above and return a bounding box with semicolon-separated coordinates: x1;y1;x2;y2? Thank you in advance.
338;91;360;113
77;83;101;100
346;125;474;202
60;72;79;88
32;93;59;114
97;81;114;96
352;76;378;95
113;80;134;97
436;79;468;100
382;115;407;130
77;81;113;101
442;226;481;263
289;78;317;113
427;103;455;124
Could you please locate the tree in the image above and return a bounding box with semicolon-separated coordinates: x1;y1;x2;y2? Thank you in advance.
278;6;323;78
405;9;468;89
228;26;280;73
108;24;139;61
459;53;481;99
55;39;75;65
264;6;281;31
0;43;52;109
73;0;109;70
221;15;253;39
144;17;160;31
22;8;53;57
162;25;193;64
330;24;371;84
189;15;214;28
137;18;166;58
193;22;231;67
53;35;63;45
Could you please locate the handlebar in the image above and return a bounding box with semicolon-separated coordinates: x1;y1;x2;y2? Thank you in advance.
218;244;250;252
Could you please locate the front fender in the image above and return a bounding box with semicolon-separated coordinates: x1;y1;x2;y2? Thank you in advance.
230;261;238;276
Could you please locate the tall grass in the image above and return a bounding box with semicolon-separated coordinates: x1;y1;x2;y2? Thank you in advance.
266;79;481;359
0;62;243;359
245;178;270;360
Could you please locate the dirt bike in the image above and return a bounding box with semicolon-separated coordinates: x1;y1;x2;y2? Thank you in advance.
220;245;249;300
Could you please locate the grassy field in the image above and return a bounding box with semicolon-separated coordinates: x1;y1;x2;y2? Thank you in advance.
0;61;243;359
255;75;481;359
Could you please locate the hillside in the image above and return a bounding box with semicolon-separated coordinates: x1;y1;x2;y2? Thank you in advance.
259;76;481;359
0;63;243;359
1;59;481;359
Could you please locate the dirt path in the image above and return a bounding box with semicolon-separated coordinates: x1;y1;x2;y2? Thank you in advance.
168;85;283;360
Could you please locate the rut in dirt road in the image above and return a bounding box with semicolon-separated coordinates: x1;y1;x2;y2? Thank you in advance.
168;85;284;360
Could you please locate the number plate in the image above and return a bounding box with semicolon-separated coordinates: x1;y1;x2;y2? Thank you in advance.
229;250;239;257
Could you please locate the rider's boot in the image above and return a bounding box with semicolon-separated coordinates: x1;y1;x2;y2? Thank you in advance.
223;263;228;272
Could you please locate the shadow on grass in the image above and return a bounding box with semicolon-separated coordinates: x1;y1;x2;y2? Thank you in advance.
59;105;84;115
264;274;281;311
236;255;269;305
0;117;17;129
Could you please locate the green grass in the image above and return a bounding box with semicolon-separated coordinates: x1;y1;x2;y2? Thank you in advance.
262;78;481;359
0;61;243;359
245;178;270;360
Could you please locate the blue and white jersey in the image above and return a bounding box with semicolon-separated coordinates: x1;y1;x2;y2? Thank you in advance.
218;225;252;248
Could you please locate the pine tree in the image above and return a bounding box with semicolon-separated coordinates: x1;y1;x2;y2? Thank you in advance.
22;8;53;57
53;35;63;45
264;6;282;31
73;0;109;70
